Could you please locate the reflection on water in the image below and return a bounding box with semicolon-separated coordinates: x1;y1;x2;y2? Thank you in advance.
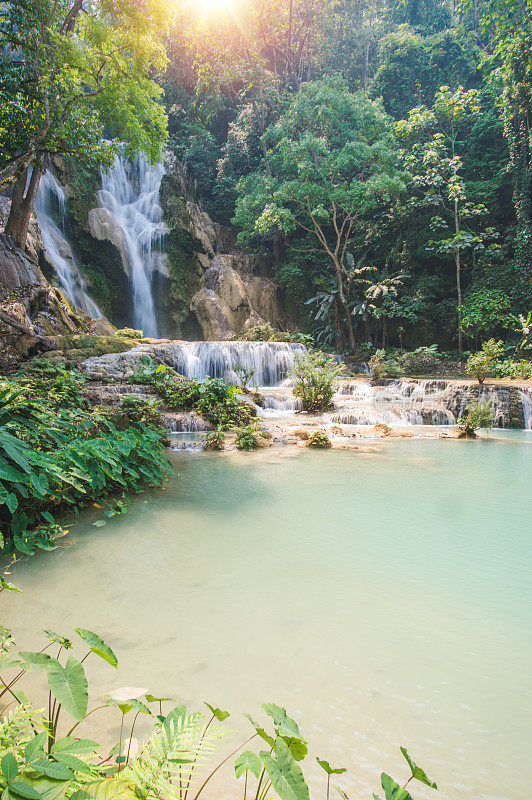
3;436;532;800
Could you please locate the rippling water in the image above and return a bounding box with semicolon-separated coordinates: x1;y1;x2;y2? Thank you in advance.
3;435;532;800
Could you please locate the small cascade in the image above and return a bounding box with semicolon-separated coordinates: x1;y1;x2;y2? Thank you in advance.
99;155;165;338
328;379;456;427
155;340;306;386
163;412;212;433
520;389;532;429
34;170;102;317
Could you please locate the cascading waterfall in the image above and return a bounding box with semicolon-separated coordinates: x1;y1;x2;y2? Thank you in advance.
520;389;532;429
34;170;102;317
98;155;165;338
154;340;306;386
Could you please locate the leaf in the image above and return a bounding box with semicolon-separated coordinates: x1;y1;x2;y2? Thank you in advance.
49;754;93;777
316;758;346;775
6;493;18;513
262;704;302;740
163;705;186;736
31;760;74;781
18;652;53;672
400;748;437;789
25;734;48;763
380;774;415;800
74;630;118;669
283;738;307;762
144;694;173;704
204;702;230;722
107;687;146;704
2;754;18;782
8;783;43;800
47;656;88;721
260;738;310;800
71;779;138;800
50;739;98;756
243;713;275;748
235;751;262;779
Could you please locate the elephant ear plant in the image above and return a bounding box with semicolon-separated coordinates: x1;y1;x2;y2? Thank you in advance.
0;621;438;800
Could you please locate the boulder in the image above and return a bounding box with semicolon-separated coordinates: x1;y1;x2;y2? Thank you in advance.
88;207;132;277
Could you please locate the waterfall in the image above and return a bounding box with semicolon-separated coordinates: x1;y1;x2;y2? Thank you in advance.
152;341;306;386
34;170;102;317
98;155;165;338
520;389;532;430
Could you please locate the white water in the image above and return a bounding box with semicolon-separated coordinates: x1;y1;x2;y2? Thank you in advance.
99;156;165;337
34;170;102;317
150;341;306;386
520;388;532;429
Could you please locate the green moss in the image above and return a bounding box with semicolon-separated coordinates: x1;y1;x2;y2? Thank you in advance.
65;159;101;228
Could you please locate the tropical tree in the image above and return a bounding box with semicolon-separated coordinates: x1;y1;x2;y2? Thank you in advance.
233;76;407;351
0;0;168;248
396;85;499;352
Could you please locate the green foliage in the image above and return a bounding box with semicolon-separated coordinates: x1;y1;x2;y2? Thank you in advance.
0;375;171;558
293;351;343;412
234;425;261;451
465;339;505;384
369;350;402;380
129;358;256;429
204;428;225;451
460;290;513;340
0;626;438;800
399;346;442;375
238;325;312;344
115;329;144;340
493;359;532;380
458;401;494;436
307;431;332;449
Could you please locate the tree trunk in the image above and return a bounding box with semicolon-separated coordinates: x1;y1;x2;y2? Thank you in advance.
4;157;43;250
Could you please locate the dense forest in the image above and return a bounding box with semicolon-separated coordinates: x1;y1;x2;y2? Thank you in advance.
1;0;531;357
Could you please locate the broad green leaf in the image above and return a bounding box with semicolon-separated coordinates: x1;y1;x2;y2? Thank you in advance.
47;656;88;721
0;653;21;671
235;751;262;779
2;754;18;782
31;761;74;781
260;738;310;800
73;779;138;800
52;754;93;776
25;734;48;762
381;774;415;800
283;738;307;762
74;630;117;669
8;783;43;800
204;702;229;722
144;694;173;704
18;652;54;672
51;739;98;756
262;704;302;740
316;758;346;775
400;748;437;789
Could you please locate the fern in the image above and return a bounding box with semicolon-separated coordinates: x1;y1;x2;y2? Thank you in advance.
123;712;228;800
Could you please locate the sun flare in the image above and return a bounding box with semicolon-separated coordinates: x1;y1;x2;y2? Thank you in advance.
194;0;233;16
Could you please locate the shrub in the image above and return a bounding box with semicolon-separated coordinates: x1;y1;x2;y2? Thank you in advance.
369;349;401;380
234;364;256;388
458;400;494;437
400;345;442;375
204;427;225;450
307;430;332;448
235;424;261;450
0;379;171;558
115;327;144;339
494;358;532;380
111;394;165;432
293;350;343;412
466;339;505;384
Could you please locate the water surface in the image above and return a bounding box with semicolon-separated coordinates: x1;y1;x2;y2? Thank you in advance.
3;435;532;800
